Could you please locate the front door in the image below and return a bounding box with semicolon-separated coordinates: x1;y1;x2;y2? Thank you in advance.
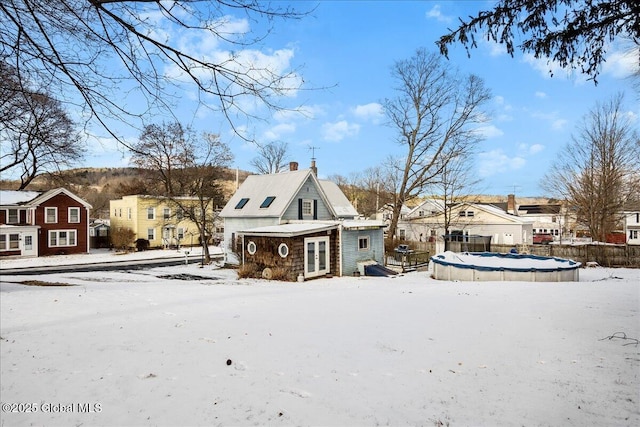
304;236;330;279
22;232;37;257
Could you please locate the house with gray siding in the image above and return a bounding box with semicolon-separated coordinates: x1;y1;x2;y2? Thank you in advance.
219;163;385;280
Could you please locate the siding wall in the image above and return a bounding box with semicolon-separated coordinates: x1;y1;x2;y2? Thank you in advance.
341;228;385;276
242;228;340;280
36;193;89;256
282;176;333;221
223;217;279;251
110;196;205;248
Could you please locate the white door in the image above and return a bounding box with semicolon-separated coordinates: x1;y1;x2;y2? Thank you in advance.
22;232;37;257
304;236;330;279
503;232;514;245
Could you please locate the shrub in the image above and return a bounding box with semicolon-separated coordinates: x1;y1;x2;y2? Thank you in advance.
270;267;294;281
135;238;150;251
110;227;135;252
237;263;259;279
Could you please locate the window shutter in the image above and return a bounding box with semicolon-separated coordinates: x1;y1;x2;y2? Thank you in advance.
298;199;303;220
313;200;318;220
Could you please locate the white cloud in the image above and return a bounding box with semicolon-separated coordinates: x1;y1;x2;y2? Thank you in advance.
551;119;568;131
477;124;504;139
425;5;453;24
263;123;296;140
518;143;545;155
322;120;360;142
529;143;545;154
535;91;547;99
602;47;639;79
477;149;526;177
352;103;384;123
531;111;568;131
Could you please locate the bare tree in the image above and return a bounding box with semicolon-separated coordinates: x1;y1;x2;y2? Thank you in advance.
428;155;482;241
437;0;640;84
383;48;491;239
0;62;84;189
0;1;310;146
542;94;640;242
130;122;233;263
250;140;290;174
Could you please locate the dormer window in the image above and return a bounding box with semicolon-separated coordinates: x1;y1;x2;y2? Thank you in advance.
235;198;249;209
260;196;276;209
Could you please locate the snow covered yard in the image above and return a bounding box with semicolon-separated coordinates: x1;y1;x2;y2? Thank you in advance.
1;259;638;426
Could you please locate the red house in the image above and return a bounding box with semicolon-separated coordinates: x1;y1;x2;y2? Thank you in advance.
0;188;92;257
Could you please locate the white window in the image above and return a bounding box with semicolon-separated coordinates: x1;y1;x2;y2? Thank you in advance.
118;208;122;218
147;208;155;220
49;230;77;247
466;211;475;217
127;208;132;219
459;211;466;217
147;228;156;241
177;227;185;240
630;230;638;240
177;208;184;220
45;207;57;223
358;236;370;251
302;200;313;216
163;208;171;220
278;243;289;258
68;207;80;223
7;209;18;224
0;234;20;251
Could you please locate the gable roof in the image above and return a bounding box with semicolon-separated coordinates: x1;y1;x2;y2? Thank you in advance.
0;188;92;209
318;180;359;218
464;202;533;224
220;169;338;218
28;188;92;209
0;190;42;205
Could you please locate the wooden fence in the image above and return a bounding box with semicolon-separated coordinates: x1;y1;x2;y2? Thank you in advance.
394;240;640;268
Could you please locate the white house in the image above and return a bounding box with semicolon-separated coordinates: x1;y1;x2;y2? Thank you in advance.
398;201;534;246
220;163;386;279
623;210;640;245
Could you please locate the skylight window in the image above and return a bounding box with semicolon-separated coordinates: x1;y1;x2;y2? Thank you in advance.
260;196;276;208
235;198;249;209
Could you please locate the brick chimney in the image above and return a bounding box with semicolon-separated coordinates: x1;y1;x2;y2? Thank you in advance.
507;194;517;215
289;161;298;171
310;159;317;176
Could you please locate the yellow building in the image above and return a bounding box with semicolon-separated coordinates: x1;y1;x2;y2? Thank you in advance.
110;195;211;248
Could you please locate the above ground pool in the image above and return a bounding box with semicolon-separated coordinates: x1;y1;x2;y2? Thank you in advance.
430;251;581;282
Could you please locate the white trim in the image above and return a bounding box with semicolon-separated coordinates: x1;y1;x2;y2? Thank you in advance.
45;207;58;224
49;229;77;247
68;206;80;223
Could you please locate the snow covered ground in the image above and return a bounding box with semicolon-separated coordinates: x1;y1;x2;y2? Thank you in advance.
1;250;639;426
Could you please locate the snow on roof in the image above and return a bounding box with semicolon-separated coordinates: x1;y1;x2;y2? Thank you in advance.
318;179;359;218
239;222;339;237
220;169;316;218
0;190;42;205
342;220;386;229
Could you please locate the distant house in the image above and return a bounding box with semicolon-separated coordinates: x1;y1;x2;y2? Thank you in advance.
399;201;534;246
0;188;92;257
623;210;640;245
109;195;219;249
89;219;110;249
220;162;385;279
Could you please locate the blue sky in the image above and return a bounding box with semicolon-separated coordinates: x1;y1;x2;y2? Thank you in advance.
82;1;638;197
